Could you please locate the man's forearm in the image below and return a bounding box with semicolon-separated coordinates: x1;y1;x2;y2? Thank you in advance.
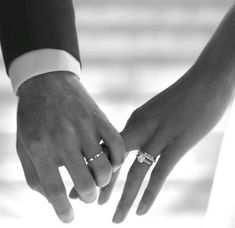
0;0;81;96
0;0;80;71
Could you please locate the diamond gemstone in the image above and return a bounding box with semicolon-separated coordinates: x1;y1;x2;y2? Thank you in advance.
137;154;145;163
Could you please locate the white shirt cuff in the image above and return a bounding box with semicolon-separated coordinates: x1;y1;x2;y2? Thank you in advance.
8;49;81;95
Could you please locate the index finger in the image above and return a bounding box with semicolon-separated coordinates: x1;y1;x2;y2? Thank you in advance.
99;123;125;171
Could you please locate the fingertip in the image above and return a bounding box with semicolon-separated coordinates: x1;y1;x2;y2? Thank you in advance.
50;194;74;223
59;208;74;223
83;196;96;204
112;208;124;223
69;187;79;199
98;191;108;205
136;203;148;216
82;190;97;204
98;196;106;205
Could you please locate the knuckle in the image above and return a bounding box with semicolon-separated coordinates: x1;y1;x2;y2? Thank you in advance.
130;108;140;118
129;107;143;121
118;194;131;210
27;137;47;153
19;122;45;142
61;123;77;136
77;106;94;123
151;168;166;183
28;140;42;151
27;140;49;161
52;122;77;142
26;180;40;192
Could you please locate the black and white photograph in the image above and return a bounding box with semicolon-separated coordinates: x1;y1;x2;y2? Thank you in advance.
0;0;234;227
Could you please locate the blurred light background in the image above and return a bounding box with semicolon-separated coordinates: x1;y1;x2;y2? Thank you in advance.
0;0;234;227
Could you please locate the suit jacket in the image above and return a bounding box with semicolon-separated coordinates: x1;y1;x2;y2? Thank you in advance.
0;0;81;73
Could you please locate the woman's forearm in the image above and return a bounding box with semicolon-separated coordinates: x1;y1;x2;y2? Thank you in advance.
192;4;235;91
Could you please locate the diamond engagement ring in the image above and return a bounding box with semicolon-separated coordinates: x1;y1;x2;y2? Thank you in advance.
136;150;156;166
85;151;104;163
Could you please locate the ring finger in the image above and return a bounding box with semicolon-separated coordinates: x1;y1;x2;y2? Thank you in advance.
83;139;112;188
113;133;166;223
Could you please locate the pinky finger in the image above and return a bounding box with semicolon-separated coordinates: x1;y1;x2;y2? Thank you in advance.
136;146;182;216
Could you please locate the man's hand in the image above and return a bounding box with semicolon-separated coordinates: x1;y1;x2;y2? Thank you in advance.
101;66;234;223
16;72;125;223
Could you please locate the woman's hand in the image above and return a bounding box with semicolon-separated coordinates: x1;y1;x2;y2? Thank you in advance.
98;4;235;222
111;67;233;223
97;62;234;222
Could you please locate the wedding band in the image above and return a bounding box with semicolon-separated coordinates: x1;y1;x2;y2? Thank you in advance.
136;150;156;166
85;151;104;163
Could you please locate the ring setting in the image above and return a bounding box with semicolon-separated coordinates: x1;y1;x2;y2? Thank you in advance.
85;151;104;163
136;150;156;166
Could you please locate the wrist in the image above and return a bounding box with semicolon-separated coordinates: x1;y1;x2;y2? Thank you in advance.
17;72;79;97
9;49;81;95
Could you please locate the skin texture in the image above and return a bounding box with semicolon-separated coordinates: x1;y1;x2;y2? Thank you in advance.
16;72;125;223
98;3;235;223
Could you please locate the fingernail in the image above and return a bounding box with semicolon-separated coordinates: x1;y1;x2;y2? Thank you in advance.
136;203;147;216
82;190;97;204
60;209;74;223
112;208;123;223
112;166;119;173
50;195;74;223
69;188;79;199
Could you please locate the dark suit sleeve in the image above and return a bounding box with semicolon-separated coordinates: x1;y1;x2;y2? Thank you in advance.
0;0;81;73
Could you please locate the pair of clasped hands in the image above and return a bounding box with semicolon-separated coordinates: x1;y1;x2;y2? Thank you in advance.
16;70;232;224
16;5;235;224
